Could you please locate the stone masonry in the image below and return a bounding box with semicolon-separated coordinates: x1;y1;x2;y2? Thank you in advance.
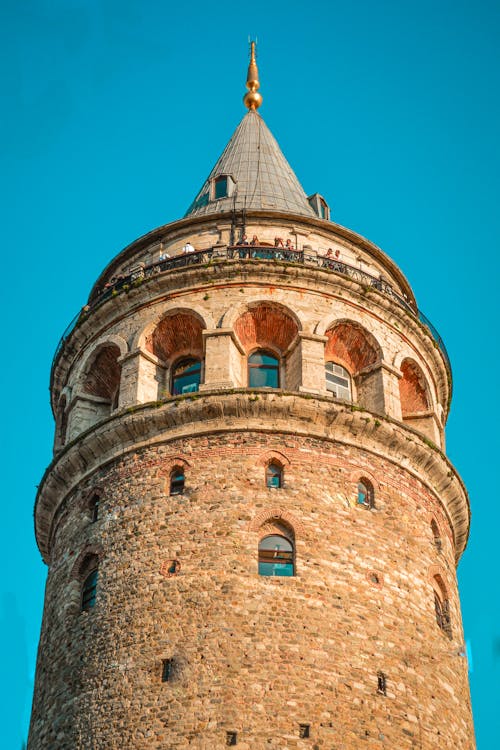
28;79;475;749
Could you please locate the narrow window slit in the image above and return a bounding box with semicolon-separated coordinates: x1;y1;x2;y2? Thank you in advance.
299;723;310;738
161;658;173;682
377;671;387;695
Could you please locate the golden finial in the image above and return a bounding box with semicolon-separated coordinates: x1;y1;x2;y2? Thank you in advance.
243;40;263;110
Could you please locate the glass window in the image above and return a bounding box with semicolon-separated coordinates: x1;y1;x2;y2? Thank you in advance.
170;469;185;496
248;351;279;388
357;479;374;508
215;176;228;199
81;569;98;611
258;535;294;577
266;462;282;488
172;358;201;396
325;362;351;400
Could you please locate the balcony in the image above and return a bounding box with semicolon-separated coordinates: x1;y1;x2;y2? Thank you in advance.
51;244;451;378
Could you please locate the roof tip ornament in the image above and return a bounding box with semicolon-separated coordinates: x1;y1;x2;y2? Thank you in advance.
243;40;263;111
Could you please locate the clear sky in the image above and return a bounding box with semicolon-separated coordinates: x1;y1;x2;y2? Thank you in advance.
1;1;498;747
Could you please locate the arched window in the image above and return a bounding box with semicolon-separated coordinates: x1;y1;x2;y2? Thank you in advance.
433;576;452;638
171;358;201;396
431;519;442;551
81;568;98;611
266;462;283;489
248;350;279;388
170;468;185;496
325;362;352;400
357;478;374;509
258;535;294;577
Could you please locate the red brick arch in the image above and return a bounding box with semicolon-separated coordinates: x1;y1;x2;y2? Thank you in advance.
145;312;204;364
399;358;430;415
248;507;304;536
324;321;381;374
234;303;299;354
83;344;121;401
256;450;291;467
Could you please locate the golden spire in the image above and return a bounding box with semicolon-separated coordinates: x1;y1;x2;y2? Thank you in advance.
243;41;263;110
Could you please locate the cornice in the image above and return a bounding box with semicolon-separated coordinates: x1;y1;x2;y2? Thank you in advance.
35;391;470;565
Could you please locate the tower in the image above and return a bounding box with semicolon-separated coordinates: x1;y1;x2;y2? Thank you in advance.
29;46;475;749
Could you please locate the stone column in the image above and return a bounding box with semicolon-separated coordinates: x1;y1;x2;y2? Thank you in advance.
356;361;402;419
295;332;328;394
118;348;165;407
200;329;245;390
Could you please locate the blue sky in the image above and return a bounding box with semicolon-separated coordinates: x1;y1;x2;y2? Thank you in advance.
1;1;498;747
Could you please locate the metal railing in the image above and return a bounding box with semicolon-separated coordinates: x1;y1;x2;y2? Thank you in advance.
51;244;451;377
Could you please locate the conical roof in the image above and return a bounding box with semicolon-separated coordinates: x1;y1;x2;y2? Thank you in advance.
184;109;316;219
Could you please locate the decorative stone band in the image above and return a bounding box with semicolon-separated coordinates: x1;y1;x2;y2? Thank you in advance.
34;391;469;564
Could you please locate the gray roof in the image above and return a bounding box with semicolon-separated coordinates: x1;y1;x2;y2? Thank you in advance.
184;109;316;219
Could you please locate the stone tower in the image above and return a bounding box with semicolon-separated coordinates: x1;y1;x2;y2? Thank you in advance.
29;47;475;749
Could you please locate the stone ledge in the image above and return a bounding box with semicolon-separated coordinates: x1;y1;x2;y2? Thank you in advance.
34;391;470;565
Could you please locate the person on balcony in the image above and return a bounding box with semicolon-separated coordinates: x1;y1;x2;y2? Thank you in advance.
183;241;195;253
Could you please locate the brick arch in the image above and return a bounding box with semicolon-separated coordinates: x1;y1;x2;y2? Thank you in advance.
256;450;291;467
73;334;128;389
428;565;450;595
145;311;205;364
399;358;430;415
347;468;380;490
82;344;122;401
70;544;103;579
324;321;381;374
249;507;304;536
158;456;192;477
231;302;300;355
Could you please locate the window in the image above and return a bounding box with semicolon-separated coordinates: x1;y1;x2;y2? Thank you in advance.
431;519;442;551
215;176;228;199
434;590;452;638
258;535;294;577
81;569;98;611
248;351;279;388
299;724;310;739
161;658;173;682
266;462;283;489
170;468;185;496
319;198;329;220
226;731;237;746
377;672;387;695
357;478;374;508
172;358;201;396
325;362;351;400
89;493;100;523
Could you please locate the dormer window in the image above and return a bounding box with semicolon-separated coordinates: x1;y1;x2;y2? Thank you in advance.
215;176;228;199
211;173;236;201
307;193;330;220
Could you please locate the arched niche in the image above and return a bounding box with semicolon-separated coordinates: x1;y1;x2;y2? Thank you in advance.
324;321;383;412
232;302;300;390
144;311;205;397
398;358;441;445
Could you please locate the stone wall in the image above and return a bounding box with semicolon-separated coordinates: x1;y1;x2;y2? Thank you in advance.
28;431;474;749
